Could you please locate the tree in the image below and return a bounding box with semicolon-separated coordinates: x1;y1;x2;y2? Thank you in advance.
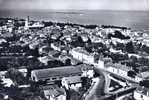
0;78;5;90
65;59;71;66
125;41;135;53
6;68;26;85
142;45;149;54
108;30;130;39
31;47;40;57
140;80;149;88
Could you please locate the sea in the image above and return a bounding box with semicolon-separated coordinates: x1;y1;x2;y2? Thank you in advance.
0;10;149;32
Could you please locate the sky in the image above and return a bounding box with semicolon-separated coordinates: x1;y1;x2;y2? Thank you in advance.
0;0;149;11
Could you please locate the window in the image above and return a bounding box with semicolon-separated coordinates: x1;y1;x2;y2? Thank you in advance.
52;77;57;80
33;76;35;81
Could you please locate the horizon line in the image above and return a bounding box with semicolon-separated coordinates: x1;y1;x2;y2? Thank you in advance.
0;9;149;12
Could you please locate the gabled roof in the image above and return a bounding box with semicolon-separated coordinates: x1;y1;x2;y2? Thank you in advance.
43;85;66;98
32;66;82;81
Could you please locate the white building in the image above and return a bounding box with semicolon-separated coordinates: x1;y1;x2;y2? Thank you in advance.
61;76;82;90
0;39;7;44
18;68;28;77
0;71;14;87
105;63;142;83
136;71;149;82
51;42;61;51
42;85;66;100
111;37;130;44
70;47;95;64
1;78;14;87
80;34;89;42
95;59;104;69
38;56;56;65
134;86;149;100
79;64;94;78
0;71;7;79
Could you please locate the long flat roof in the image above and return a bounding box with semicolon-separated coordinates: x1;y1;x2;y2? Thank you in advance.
32;66;83;81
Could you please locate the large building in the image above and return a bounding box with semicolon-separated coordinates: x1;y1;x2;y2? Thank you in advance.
70;47;95;64
70;47;105;68
31;64;93;83
105;63;143;83
31;66;82;82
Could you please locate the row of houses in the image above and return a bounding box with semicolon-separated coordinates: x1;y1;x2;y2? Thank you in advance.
69;46;149;83
68;46;149;100
105;62;149;84
103;62;149;100
104;63;143;83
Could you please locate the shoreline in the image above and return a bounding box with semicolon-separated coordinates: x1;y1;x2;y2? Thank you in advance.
0;10;149;31
0;17;130;30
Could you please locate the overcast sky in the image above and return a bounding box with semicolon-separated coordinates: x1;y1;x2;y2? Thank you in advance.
0;0;149;11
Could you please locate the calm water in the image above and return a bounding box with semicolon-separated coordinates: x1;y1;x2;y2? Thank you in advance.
0;10;149;31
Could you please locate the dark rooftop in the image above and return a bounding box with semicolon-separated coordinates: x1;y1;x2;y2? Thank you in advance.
31;66;83;81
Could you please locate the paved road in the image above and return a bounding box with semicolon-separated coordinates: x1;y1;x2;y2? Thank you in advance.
85;77;104;100
84;66;110;100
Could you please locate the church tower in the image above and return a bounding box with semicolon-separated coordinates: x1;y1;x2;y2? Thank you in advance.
25;16;29;29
